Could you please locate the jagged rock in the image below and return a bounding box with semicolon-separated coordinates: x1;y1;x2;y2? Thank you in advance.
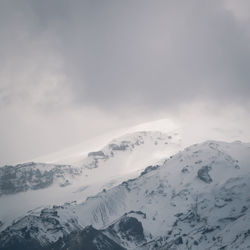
174;236;183;245
88;151;106;157
51;226;125;250
140;165;160;176
109;143;129;151
0;162;81;195
197;165;213;183
181;167;189;173
108;216;145;244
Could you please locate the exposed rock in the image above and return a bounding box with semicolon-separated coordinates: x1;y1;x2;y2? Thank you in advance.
197;165;213;183
88;151;106;158
174;236;183;245
181;167;189;173
109;143;129;151
51;226;125;250
110;216;144;243
140;165;160;176
0;163;81;195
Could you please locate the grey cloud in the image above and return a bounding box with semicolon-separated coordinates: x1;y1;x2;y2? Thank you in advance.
1;0;250;111
26;0;250;110
1;0;250;164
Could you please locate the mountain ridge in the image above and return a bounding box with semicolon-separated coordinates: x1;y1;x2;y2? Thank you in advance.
0;131;181;233
1;140;250;249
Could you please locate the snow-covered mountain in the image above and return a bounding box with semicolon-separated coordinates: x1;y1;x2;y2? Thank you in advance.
0;131;181;233
1;140;250;249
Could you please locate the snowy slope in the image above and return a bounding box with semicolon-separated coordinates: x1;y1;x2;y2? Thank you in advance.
33;117;250;166
1;140;250;249
0;131;181;232
32;119;179;165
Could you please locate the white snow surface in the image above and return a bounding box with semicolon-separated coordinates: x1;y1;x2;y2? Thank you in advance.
1;117;250;249
0;130;181;231
2;140;250;249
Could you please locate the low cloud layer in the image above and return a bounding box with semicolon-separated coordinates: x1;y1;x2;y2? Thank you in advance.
0;0;250;164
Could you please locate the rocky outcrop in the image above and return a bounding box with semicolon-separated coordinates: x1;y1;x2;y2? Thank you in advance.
51;226;126;250
197;165;213;183
0;162;82;195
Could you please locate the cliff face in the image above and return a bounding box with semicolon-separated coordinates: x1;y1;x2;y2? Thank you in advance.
0;162;82;196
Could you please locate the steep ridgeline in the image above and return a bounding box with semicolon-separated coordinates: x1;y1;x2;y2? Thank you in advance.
0;162;82;196
0;131;180;197
0;131;181;232
1;140;250;249
75;131;181;169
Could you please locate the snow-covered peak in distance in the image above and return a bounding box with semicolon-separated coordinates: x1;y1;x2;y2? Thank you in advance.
75;130;181;169
33;117;250;166
33;119;179;165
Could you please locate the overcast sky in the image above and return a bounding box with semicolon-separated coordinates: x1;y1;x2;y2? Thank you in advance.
0;0;250;165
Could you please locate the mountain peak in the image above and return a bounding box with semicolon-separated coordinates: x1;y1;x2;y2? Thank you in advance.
1;140;250;249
